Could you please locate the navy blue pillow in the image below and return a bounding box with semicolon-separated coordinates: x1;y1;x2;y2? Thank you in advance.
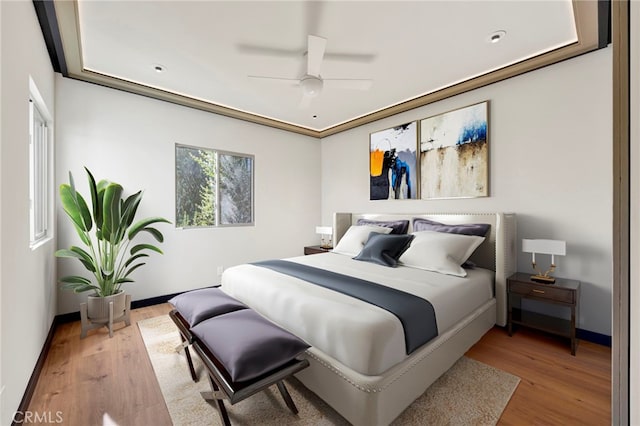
412;218;490;237
356;218;410;234
168;288;248;327
353;233;415;267
191;309;310;382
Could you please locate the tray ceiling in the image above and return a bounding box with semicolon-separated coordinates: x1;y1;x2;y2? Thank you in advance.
47;0;604;137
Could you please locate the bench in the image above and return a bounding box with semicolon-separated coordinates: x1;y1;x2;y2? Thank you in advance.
168;288;310;425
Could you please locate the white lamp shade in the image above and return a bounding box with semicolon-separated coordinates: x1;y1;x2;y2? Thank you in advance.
315;226;333;235
522;239;566;256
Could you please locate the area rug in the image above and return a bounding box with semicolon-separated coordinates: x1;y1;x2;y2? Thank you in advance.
138;315;520;425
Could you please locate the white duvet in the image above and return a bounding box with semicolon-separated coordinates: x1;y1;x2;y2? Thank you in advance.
221;252;494;375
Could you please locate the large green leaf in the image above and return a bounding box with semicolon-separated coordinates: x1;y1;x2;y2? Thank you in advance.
60;184;93;234
123;262;146;278
139;227;164;243
128;217;171;240
102;183;123;244
124;253;149;268
55;247;96;272
121;191;143;229
95;179;109;237
61;282;100;294
59;275;92;285
85;168;103;231
131;243;163;255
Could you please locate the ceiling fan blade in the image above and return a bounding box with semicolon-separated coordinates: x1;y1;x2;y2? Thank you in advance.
323;79;373;90
248;75;300;85
324;52;377;63
237;44;302;58
307;35;327;78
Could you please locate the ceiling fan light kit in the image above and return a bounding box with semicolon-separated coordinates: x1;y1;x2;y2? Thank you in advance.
301;76;323;97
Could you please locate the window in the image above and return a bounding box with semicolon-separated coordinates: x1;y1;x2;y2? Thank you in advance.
29;81;52;247
175;144;254;228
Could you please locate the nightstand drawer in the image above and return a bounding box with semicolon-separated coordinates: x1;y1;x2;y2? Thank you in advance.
509;281;575;303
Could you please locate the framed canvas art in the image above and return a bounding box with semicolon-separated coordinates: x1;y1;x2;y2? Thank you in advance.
419;101;488;199
369;121;418;200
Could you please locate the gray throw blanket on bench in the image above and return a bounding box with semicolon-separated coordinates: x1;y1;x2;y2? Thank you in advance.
251;259;438;354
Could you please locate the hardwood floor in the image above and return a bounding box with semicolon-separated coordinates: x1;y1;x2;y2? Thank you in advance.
26;304;611;425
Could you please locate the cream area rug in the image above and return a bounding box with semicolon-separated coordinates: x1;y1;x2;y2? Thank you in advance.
138;315;520;426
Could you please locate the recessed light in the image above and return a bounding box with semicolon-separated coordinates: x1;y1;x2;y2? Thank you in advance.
312;115;318;119
153;64;165;73
487;30;506;44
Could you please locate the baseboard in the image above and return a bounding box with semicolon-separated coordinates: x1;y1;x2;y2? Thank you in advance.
577;328;612;347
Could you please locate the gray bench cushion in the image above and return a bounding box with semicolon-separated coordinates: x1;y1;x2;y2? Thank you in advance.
168;288;247;327
191;309;310;382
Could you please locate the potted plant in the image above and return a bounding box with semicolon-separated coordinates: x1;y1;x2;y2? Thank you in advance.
56;167;170;338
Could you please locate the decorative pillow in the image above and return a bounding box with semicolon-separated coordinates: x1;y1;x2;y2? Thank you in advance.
191;309;310;382
412;218;490;237
356;218;410;234
353;233;415;267
332;225;392;256
168;288;248;327
398;230;485;277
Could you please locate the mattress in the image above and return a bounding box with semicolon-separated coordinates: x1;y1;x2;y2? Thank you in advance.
221;252;494;375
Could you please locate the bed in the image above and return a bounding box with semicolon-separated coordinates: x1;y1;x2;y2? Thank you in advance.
221;212;517;425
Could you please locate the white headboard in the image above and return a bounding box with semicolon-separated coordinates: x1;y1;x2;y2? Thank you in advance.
332;212;517;326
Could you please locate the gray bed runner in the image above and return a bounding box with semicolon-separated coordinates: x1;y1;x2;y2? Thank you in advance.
251;259;437;354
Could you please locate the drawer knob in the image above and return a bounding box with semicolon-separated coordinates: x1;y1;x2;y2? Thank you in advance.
532;289;545;294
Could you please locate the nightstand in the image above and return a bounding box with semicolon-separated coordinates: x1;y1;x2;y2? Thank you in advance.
507;272;580;355
303;245;331;255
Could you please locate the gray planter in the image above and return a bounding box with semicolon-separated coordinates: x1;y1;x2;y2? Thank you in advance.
80;291;131;338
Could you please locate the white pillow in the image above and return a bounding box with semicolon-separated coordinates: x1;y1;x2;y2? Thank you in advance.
398;230;485;277
332;225;392;256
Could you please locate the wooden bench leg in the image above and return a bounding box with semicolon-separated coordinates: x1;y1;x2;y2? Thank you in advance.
182;337;198;382
201;375;231;426
277;381;298;415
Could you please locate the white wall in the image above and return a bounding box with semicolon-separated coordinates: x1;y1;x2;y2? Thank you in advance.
0;0;57;423
321;48;613;336
55;76;321;314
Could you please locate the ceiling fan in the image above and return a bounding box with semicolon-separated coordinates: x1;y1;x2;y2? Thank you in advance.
248;35;373;108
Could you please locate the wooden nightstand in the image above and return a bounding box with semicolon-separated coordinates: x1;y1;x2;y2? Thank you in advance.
303;245;331;255
507;272;580;355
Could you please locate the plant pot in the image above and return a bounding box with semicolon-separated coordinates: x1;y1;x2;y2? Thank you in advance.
80;291;132;338
87;291;127;322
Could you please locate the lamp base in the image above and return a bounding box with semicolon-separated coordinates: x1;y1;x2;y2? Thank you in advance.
530;274;556;284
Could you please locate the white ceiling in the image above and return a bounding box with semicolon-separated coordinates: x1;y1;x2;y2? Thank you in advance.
57;1;599;136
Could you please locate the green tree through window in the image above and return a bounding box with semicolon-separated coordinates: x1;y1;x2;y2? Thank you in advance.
175;145;254;228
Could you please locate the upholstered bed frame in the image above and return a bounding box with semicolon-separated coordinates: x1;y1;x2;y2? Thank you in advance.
293;212;517;425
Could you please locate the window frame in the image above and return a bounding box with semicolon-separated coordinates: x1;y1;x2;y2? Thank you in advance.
28;78;53;249
175;143;255;229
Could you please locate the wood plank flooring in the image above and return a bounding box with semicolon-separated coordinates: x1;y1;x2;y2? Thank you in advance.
26;303;610;425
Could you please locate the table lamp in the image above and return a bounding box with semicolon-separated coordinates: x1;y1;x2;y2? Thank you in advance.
522;239;566;284
315;226;333;249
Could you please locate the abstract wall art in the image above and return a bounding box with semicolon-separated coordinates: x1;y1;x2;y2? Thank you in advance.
419;101;489;199
369;121;418;200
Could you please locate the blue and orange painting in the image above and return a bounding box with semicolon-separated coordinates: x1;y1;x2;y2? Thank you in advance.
370;121;418;200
